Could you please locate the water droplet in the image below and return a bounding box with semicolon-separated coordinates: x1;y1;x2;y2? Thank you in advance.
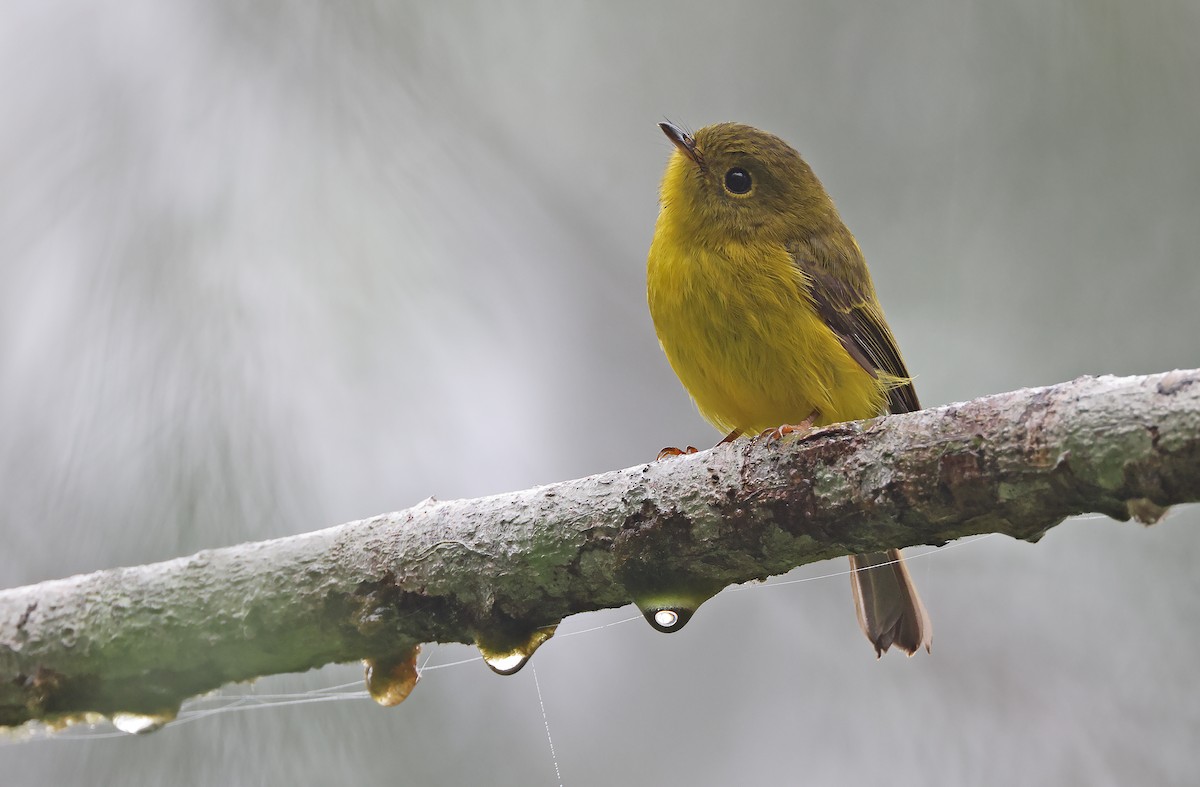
482;651;528;674
633;590;713;633
641;605;695;633
478;625;557;676
111;709;176;735
365;644;421;707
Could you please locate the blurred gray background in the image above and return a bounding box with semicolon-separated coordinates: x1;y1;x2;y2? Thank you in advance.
3;0;1199;784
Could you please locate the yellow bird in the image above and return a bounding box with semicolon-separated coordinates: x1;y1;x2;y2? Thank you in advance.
647;121;931;656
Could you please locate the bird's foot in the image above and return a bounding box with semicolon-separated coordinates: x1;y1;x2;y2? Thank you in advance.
758;412;819;443
656;445;700;461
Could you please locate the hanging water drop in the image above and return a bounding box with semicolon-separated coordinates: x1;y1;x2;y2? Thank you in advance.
364;644;421;707
482;651;528;675
633;589;715;633
110;709;176;735
641;604;695;633
477;625;557;676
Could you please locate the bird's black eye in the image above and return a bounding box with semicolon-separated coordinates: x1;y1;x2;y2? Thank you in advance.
724;167;752;195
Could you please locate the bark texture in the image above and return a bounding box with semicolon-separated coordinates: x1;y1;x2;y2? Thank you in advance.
2;370;1197;731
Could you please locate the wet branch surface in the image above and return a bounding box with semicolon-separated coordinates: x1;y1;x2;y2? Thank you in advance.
2;370;1198;732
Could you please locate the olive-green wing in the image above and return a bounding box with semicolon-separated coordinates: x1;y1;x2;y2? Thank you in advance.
790;248;921;415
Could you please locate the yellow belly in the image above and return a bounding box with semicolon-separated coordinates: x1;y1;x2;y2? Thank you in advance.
647;230;888;435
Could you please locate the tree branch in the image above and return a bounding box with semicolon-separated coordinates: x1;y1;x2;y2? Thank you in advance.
3;370;1198;731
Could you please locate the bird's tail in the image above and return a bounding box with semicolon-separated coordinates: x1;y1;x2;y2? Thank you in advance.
849;549;932;657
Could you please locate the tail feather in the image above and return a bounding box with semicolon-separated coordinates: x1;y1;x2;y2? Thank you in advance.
849;549;932;657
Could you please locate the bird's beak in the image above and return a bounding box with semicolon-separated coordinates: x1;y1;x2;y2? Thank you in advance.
659;121;703;167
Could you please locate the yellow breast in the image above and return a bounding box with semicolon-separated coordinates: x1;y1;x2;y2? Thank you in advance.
647;215;888;435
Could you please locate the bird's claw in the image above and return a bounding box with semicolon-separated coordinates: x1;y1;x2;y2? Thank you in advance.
656;446;699;461
758;413;819;443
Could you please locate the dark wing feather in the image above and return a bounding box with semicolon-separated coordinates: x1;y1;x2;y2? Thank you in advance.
790;246;921;415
